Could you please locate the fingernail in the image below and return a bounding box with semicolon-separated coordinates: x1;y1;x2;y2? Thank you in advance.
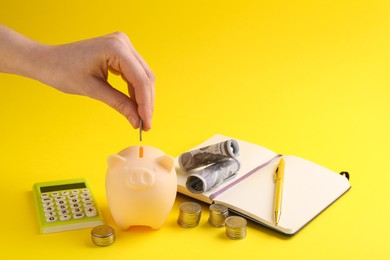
143;119;151;131
129;116;138;128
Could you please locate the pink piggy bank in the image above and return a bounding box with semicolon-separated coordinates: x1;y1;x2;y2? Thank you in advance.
106;145;177;230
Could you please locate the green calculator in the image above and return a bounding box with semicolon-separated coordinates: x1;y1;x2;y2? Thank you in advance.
33;178;104;234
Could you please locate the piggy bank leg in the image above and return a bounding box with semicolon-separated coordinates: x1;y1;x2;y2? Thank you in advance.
118;224;130;231
150;221;165;230
113;217;131;231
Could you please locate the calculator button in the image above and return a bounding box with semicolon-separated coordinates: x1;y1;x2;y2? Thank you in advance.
60;215;71;221
51;192;59;197
46;216;57;222
82;189;90;194
56;200;67;206
42;197;53;203
85;207;97;217
82;197;92;203
61;191;70;196
70;203;81;209
70;198;80;204
44;207;55;213
80;193;91;199
43;202;54;207
41;193;49;199
59;210;70;216
45;212;56;218
55;196;66;201
57;204;68;211
73;213;85;219
83;202;94;207
72;208;82;214
68;194;78;199
71;190;80;195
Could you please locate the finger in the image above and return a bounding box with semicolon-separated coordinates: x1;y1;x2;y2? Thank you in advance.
119;35;155;82
105;33;154;130
130;48;155;120
116;50;154;130
125;81;152;131
118;35;155;121
90;78;140;128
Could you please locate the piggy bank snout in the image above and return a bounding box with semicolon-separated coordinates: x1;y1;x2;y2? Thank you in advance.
128;167;155;189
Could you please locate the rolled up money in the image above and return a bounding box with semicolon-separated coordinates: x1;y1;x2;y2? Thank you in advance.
179;139;240;171
186;158;240;194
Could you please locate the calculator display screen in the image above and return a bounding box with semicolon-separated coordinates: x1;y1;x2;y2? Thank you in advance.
40;182;87;193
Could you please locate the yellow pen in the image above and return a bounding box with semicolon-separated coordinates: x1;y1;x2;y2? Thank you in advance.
274;157;285;226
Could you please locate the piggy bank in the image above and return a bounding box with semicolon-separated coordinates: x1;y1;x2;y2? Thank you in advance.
106;145;177;230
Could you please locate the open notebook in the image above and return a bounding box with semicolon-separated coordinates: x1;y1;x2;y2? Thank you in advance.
176;134;351;236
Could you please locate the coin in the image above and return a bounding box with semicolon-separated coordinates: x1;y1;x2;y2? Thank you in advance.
225;216;247;239
177;202;202;228
208;204;229;227
91;225;116;246
139;119;143;142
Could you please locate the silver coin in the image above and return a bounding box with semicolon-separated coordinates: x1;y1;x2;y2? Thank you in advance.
225;216;247;239
139;119;143;141
177;202;202;228
91;225;115;246
208;204;229;227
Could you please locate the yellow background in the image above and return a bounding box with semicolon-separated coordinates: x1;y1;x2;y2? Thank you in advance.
1;0;389;258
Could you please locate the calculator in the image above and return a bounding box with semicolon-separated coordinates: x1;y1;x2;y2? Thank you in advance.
32;178;104;234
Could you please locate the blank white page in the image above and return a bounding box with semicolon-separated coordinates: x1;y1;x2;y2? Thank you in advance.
214;155;351;235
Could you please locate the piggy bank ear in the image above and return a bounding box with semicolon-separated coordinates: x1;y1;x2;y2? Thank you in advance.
157;155;174;172
107;154;127;170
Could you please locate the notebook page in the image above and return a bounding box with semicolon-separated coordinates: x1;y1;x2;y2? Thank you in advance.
213;155;351;235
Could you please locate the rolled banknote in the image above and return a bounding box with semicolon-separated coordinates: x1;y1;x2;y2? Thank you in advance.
179;139;240;171
186;159;240;194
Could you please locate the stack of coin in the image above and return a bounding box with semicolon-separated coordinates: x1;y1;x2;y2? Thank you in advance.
177;202;202;228
225;216;247;239
208;204;229;227
91;225;116;247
